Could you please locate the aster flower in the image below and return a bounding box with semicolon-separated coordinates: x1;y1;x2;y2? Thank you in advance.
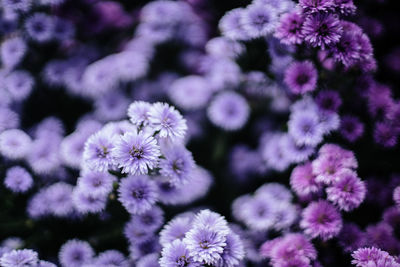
4;166;33;193
168;75;212;111
290;162;321;197
300;200;342;240
0;128;32;160
95;250;128;267
240;3;279;38
326;169;366;211
72;188;107;214
288;109;324;146
374;122;398;148
351;247;400;267
338;223;366;252
148;102;187;140
112;131;161;175
193;209;230;235
299;0;335;13
118;175;158;215
124;218;153;244
219;8;250;41
302;13;342;48
83;130;116;172
159;145;196;186
60;132;89;169
114;51;149;82
25;13;54;42
0;36;27;69
206;58;242;91
46;182;74;217
184;226;227;265
137;253;160;267
281;135;315;163
255;182;293;202
315;90;342;113
128;101;153;127
334;0;356;15
159;239;198;267
94;91;130;122
130;206;165;233
274;10;304;45
27;137;61;175
160;216;193;246
240;195;277;231
207;91;249;131
59;239;94;267
205;37;245;59
129;237;161;260
4;70;34;101
340;115;364;142
0;107;19;132
0;249;38;267
77;171;115;196
284;61;318;95
216;231;245;267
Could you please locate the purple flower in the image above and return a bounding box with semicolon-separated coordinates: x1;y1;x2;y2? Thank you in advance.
129;237;161;260
46;182;74;217
72;188;107;214
77;171;115;196
326;169;366;211
334;0;356;14
159;239;198;267
118;175;158;214
0;129;32;160
94;91;130;122
168;75;212;111
60;132;88;169
114;51;149;82
240;3;278;38
255;182;293;202
148;102;187;140
58;239;94;267
124;219;153;244
240;195;277;231
2;0;32;12
0;249;38;267
282;134;315;163
284;60;317;95
4;166;33;193
215;232;244;267
290;162;321;197
25;13;54;42
137;253;159;267
128;101;153;127
300;200;342;240
42;60;69;87
83;130;116;172
0;37;27;69
338;223;366;252
53;17;75;41
315;90;342;113
129;205;165;233
351;247;400;267
159;145;195;186
207;91;249;131
192;209;230;235
374;122;398;148
340;115;364;142
160;215;193;246
4;70;34;101
205;37;245;59
299;0;335;13
288;109;324;146
302;13;342;48
274;10;305;45
95;250;128;267
219;8;250;41
0;107;19;132
112;132;161;175
184;226;226;265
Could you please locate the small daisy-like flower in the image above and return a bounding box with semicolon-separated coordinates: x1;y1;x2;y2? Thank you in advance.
95;250;128;267
326;169;366;211
72;188;107;214
340;115;364;142
0;36;27;69
46;182;74;217
160;216;193;246
219;8;250;41
159;239;198;267
300;200;342;241
112;131;161;175
118;175;158;215
240;3;279;38
130;205;165;233
207;91;249;131
77;171;115;196
216;231;245;267
274;10;304;45
241;195;277;231
159;145;195;186
2;0;33;13
374;122;398;148
4;70;34;101
0;249;38;267
127;101;153;127
315;90;342;113
284;60;318;95
290;162;320;197
351;247;400;267
288;110;324;146
148;102;187;140
302;13;343;48
4;166;33;193
25;13;55;42
59;239;94;267
0;129;32;160
299;0;335;14
83;130;116;172
338;223;366;252
193;209;230;235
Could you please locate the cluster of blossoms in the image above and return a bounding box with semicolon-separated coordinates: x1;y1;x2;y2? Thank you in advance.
1;0;400;265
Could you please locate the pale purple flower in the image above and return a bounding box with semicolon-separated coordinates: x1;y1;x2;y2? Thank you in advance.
159;239;198;267
59;239;94;267
302;13;343;48
0;249;38;267
351;247;400;267
4;166;33;193
0;129;32;160
284;60;318;95
0;36;27;69
72;188;107;214
240;3;279;38
83;130;116;172
128;101;153;127
160;216;193;246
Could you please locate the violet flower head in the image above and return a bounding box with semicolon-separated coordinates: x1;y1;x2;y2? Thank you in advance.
326;169;366;211
302;13;343;48
300;200;343;240
95;250;128;267
340;115;364;142
148;102;187;140
0;249;38;267
72;188;107;214
159;145;196;186
4;70;34;101
58;239;94;267
207;91;249;131
112;131;161;175
240;3;279;38
117;175;158;215
338;223;366;252
159;239;198;267
159;215;193;246
219;8;250;41
83;129;116;172
127;101;153;127
374;122;398;148
274;10;305;45
0;128;32;160
315;90;342;113
299;0;335;14
284;60;318;95
0;36;27;69
4;166;33;193
46;182;74;217
77;171;115;196
288;109;324;146
130;205;165;233
25;13;54;42
216;231;245;267
351;247;400;267
94;91;130;122
290;161;321;197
